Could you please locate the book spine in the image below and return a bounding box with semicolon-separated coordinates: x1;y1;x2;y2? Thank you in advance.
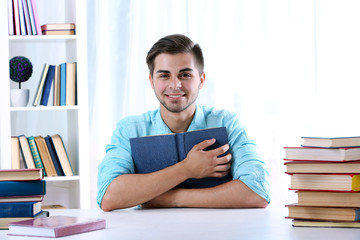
18;135;35;169
33;64;49;106
21;0;32;35
65;62;76;106
51;135;73;176
40;65;55;106
30;0;41;35
25;0;36;34
0;202;39;217
44;136;64;176
34;136;57;177
53;65;60;106
175;133;186;161
12;0;20;35
60;63;66;106
8;0;14;35
27;136;46;176
17;0;26;35
11;136;20;169
0;181;46;197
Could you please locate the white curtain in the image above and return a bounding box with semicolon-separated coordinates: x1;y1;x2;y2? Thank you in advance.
87;0;360;208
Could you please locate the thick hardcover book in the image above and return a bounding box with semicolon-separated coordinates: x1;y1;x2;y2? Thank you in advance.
0;195;43;203
284;147;360;161
301;136;360;148
130;127;232;188
40;65;55;106
292;219;360;228
0;210;48;230
289;173;360;192
34;136;57;177
18;135;35;169
60;63;66;106
0;180;46;197
8;216;106;238
27;136;45;176
0;169;43;181
44;136;64;176
51;134;73;176
296;191;360;207
11;136;20;169
42;30;75;35
66;62;76;106
284;160;360;174
0;201;41;218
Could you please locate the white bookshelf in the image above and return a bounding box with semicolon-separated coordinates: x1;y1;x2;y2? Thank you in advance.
0;0;90;209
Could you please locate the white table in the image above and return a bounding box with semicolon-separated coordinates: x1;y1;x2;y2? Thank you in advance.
1;204;360;239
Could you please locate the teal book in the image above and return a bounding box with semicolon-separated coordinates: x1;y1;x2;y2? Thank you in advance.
0;180;46;197
0;202;42;218
60;63;66;106
130;127;232;188
27;136;46;176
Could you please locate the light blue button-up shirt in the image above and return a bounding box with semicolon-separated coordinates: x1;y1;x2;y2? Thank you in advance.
97;105;270;207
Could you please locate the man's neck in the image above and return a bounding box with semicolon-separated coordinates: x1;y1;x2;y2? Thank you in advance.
160;105;196;133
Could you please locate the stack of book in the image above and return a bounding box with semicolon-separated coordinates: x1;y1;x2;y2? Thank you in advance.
11;134;73;177
40;23;75;35
33;62;77;107
8;0;42;35
284;136;360;228
0;169;48;230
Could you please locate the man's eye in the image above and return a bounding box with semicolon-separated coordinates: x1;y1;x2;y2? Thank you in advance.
159;74;169;78
179;73;191;79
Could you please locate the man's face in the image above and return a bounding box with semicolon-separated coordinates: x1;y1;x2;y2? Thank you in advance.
150;53;205;113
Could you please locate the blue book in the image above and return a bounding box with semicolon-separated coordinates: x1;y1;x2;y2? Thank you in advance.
0;180;46;197
60;63;66;106
130;127;232;188
40;65;55;106
0;202;42;218
44;135;64;176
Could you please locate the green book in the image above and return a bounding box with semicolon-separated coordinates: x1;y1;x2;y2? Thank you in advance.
27;136;46;176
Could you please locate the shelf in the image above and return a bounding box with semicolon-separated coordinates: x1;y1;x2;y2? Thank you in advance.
45;176;80;182
10;106;79;112
9;35;77;41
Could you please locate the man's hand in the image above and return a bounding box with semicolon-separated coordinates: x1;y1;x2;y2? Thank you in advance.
181;139;232;179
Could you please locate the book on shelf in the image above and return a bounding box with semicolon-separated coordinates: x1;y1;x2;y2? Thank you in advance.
302;136;360;148
60;63;66;106
30;0;41;35
288;173;360;192
53;65;60;106
27;136;45;175
34;136;57;177
286;204;360;222
25;0;37;35
0;195;43;203
284;147;360;161
18;135;36;169
0;210;49;230
17;0;26;35
51;134;73;176
8;216;106;238
42;30;75;35
11;136;20;169
40;64;55;106
0;201;42;218
33;64;50;106
0;180;46;197
44;136;64;176
22;0;32;35
292;219;360;228
66;62;76;106
41;23;75;31
8;0;41;35
284;160;360;173
296;190;360;207
0;169;43;181
130;127;232;188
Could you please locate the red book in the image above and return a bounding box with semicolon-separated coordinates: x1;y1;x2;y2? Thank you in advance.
8;216;106;238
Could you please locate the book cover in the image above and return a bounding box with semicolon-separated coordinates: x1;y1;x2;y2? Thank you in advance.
0;201;41;218
0;169;43;181
130;127;232;188
0;180;46;197
21;0;32;35
44;135;64;176
284;160;360;173
27;136;45;176
289;173;360;192
51;134;73;176
60;63;66;106
286;204;360;222
40;65;55;106
18;135;35;169
296;190;360;207
301;136;360;148
0;211;48;230
284;147;360;161
8;216;106;238
17;0;26;35
11;136;20;169
33;64;49;106
41;23;75;30
25;0;36;34
66;62;76;106
34;136;57;177
30;0;41;35
53;65;60;106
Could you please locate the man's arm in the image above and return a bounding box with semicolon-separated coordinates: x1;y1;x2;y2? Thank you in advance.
142;180;268;208
100;139;231;211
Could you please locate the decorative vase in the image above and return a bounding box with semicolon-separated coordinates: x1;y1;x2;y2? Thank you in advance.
10;89;30;107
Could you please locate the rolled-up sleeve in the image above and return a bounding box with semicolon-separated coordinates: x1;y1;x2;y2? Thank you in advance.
97;122;135;207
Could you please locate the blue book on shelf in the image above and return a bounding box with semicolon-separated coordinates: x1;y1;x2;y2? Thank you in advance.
130;127;232;188
40;65;55;106
60;63;66;106
44;135;64;176
0;180;46;197
0;202;42;218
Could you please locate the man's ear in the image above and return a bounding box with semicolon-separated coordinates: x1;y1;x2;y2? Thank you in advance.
149;74;155;89
199;73;206;89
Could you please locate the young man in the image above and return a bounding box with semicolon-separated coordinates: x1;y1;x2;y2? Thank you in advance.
97;34;270;211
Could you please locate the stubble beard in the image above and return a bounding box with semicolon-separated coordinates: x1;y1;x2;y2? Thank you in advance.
155;90;199;113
